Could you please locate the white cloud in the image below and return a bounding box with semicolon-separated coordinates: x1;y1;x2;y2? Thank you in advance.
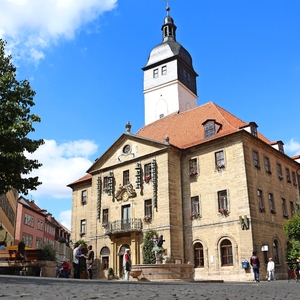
285;139;300;156
0;0;118;63
25;139;98;198
59;210;72;230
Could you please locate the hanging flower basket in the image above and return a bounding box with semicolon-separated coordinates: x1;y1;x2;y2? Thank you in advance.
189;171;198;177
266;169;272;175
144;175;151;183
143;215;152;223
219;208;229;216
190;211;200;220
216;164;225;171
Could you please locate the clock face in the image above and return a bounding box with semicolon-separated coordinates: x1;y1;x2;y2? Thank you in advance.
123;145;131;154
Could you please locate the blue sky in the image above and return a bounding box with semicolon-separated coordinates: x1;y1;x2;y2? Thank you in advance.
1;0;300;230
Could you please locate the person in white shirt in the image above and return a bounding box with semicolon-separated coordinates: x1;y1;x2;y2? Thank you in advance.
267;257;276;282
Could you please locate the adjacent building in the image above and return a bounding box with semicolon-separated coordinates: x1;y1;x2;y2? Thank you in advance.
0;189;18;246
69;7;300;280
15;196;72;262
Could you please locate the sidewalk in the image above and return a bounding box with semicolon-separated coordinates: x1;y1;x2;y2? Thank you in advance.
0;275;299;299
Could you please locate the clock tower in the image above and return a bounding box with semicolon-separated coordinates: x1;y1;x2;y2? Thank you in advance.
142;5;198;125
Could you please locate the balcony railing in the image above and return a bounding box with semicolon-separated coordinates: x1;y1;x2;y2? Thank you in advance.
104;218;142;235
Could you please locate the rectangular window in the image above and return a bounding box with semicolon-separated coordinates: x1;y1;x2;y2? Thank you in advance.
264;157;271;174
282;198;288;218
123;170;130;186
159;113;164;119
102;209;109;224
269;194;276;214
191;196;200;219
250;123;258;137
102;257;109;270
290;201;295;215
37;219;43;231
153;68;158;78
144;199;152;218
22;233;33;248
286;168;291;183
189;158;198;176
161;65;167;75
253;151;260;168
298;175;300;194
24;213;34;227
82;190;87;204
80;219;86;234
215;150;225;169
292;171;297;186
257;189;264;212
277;163;283;180
103;176;109;193
36;237;43;249
204;121;215;138
218;190;228;211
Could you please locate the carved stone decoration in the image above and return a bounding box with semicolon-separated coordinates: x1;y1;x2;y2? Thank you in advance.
115;183;137;201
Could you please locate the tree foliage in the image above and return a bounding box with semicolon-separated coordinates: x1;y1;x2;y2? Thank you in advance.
40;243;56;261
283;215;300;241
142;229;158;264
283;202;300;261
0;39;44;195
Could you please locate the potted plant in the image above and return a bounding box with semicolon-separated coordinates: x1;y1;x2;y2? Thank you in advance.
107;267;114;280
143;215;152;223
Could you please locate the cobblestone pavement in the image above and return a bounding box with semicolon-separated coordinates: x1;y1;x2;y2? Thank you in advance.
0;276;299;300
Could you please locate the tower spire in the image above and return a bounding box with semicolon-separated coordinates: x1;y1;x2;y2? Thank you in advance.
162;0;176;42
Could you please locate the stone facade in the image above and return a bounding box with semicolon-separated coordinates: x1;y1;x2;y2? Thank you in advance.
69;129;300;281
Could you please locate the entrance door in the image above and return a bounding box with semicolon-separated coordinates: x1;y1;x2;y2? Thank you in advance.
122;205;131;230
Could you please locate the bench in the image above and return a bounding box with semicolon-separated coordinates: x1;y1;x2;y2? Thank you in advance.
0;249;43;262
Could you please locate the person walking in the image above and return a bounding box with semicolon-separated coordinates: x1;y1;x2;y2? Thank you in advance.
267;257;276;282
123;249;131;281
250;251;260;282
73;244;83;279
85;245;94;280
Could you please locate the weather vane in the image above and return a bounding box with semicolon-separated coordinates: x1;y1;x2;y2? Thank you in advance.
164;0;170;15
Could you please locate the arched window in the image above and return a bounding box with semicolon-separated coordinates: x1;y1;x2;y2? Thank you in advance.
273;240;279;264
194;243;204;268
221;239;233;266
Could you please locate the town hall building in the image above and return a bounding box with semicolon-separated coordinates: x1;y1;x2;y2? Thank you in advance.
68;7;300;281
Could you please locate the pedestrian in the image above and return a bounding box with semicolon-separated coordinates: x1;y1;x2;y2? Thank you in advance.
73;244;83;279
0;241;7;274
267;257;276;281
61;259;70;278
250;251;260;282
85;245;94;280
123;248;131;281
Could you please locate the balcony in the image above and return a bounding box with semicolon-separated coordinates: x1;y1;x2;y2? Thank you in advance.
104;218;142;236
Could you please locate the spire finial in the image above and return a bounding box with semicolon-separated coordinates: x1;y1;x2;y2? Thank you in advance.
164;0;170;16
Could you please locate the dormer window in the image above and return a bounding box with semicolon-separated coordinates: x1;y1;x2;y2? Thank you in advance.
250;122;258;137
204;121;215;138
203;120;221;139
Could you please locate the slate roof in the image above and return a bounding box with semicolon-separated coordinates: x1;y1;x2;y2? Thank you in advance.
136;101;271;149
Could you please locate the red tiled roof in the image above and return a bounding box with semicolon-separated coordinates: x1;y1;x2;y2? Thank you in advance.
67;173;92;187
136;102;271;148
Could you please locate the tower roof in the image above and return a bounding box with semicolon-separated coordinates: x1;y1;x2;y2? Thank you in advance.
143;6;195;72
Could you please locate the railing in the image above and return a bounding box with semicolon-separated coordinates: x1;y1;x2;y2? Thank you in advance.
104;218;142;235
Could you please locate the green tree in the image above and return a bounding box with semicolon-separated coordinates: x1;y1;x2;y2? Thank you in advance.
0;39;44;195
283;215;300;241
283;202;300;261
142;229;158;264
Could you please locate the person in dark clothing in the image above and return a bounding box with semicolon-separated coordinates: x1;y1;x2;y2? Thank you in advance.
250;251;260;282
